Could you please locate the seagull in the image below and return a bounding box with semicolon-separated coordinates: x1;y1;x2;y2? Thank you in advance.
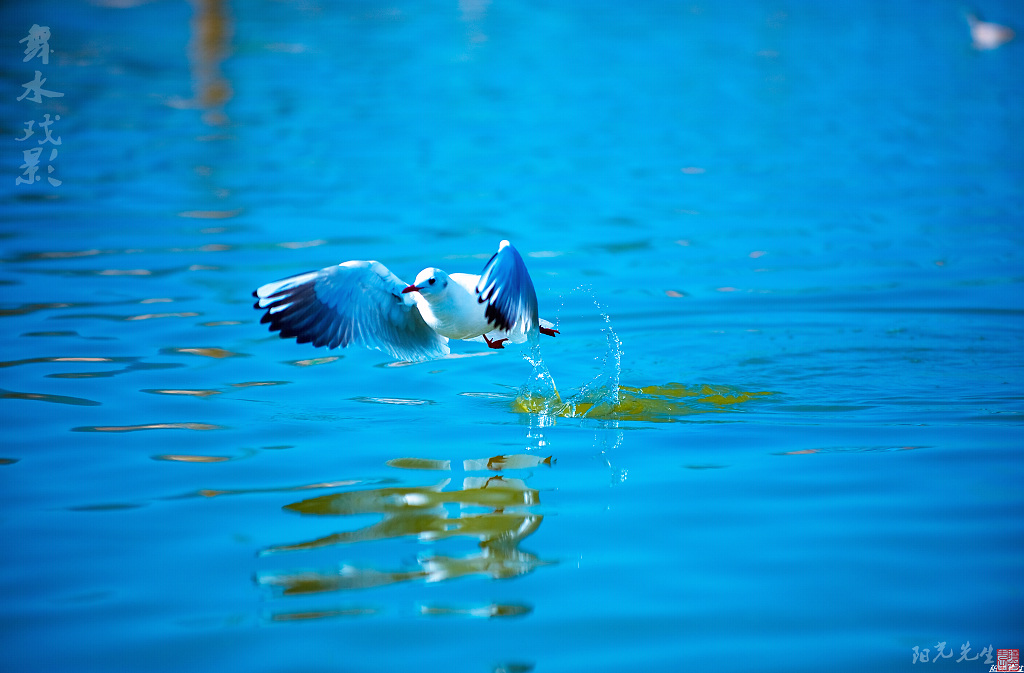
967;12;1015;50
253;240;559;362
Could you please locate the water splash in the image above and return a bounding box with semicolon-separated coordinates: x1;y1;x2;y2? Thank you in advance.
514;287;622;417
565;306;622;418
512;287;774;422
514;333;562;415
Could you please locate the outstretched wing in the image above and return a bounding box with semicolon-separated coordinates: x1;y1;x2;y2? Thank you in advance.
253;260;450;362
474;240;539;336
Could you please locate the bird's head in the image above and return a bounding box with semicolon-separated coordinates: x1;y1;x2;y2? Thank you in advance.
402;268;449;297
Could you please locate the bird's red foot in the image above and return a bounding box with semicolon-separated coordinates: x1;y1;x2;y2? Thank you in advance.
483;334;508;349
539;326;559;337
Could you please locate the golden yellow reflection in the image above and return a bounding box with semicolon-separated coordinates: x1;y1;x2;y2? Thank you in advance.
386;457;452;471
188;0;233;126
258;464;550;600
514;382;774;422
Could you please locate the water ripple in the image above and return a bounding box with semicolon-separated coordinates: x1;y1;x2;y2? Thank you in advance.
153;454;233;463
0;388;101;406
162;347;247;359
72;422;224;432
0;356;185;379
268;608;378;622
287;356;340;367
352;396;435;406
142;389;222;398
1;356;114;368
58;311;204;322
419;603;532;619
0;302;73;317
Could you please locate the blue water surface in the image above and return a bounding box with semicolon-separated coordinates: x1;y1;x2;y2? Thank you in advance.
1;1;1022;672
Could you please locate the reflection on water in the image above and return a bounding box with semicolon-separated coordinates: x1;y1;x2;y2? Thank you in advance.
463;454;553;471
516;379;774;422
386;457;452;471
165;0;233;126
258;453;550;619
554;382;775;422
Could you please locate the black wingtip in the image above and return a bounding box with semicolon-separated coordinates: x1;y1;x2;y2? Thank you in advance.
484;303;513;332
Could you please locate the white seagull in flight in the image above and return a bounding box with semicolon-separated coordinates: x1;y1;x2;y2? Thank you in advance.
253;240;559;362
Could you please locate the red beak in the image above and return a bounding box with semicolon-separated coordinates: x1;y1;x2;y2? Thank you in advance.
401;284;420;294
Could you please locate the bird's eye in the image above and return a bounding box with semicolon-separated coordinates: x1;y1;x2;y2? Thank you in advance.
428;278;436;285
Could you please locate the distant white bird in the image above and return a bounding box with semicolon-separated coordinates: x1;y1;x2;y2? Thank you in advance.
967;12;1015;50
253;240;559;361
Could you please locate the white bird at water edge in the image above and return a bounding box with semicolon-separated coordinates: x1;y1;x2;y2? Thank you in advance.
253;240;559;362
967;12;1015;50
